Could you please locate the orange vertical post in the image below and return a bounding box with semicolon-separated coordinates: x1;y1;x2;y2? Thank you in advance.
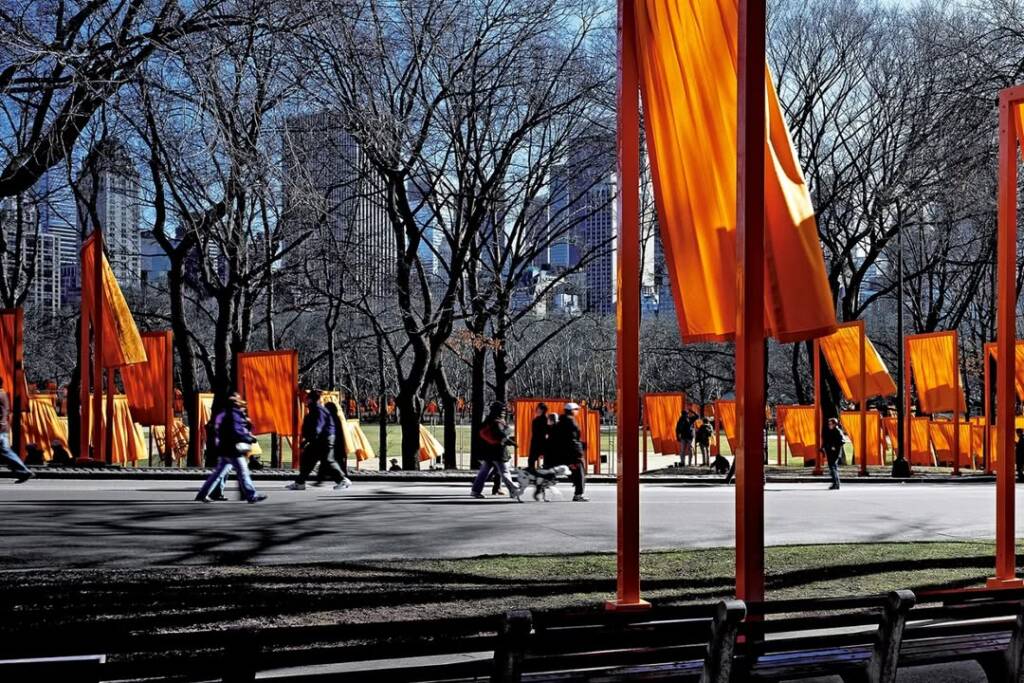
12;308;24;457
776;407;782;466
642;423;648;472
952;330;961;476
984;344;992;474
990;86;1024;587
813;339;822;476
79;300;89;461
607;0;646;612
735;0;767;605
903;336;912;475
292;351;301;469
164;331;174;465
91;231;105;465
859;321;867;476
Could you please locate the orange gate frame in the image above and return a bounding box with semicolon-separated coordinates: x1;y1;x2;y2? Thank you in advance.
813;321;869;476
992;84;1024;587
982;341;1024;475
236;350;301;469
0;309;25;456
904;331;963;476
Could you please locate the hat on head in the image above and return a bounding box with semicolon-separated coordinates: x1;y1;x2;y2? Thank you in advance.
564;402;580;411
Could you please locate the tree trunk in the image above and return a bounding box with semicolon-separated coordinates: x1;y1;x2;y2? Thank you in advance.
794;343;809;405
376;328;388;471
469;346;487;469
433;365;458;469
396;392;422;471
168;260;201;467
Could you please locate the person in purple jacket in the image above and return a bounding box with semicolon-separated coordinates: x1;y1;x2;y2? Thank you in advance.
195;392;267;503
287;390;342;490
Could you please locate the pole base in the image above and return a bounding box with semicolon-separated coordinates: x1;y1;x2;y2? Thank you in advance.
858;470;870;477
986;577;1024;589
605;598;651;612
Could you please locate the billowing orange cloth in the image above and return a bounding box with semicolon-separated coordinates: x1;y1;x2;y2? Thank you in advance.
418;425;442;463
882;417;898;453
81;394;146;464
514;398;567;460
840;411;883;466
984;342;1024;400
20;394;69;459
632;0;836;342
779;406;816;460
346;420;374;462
909;417;933;466
906;332;965;414
237;350;298;435
819;326;896;401
152;419;190;462
121;331;172;426
584;410;601;466
715;400;736;451
643;392;685;454
969;417;986;460
0;310;28;413
928;420;974;468
80;234;147;367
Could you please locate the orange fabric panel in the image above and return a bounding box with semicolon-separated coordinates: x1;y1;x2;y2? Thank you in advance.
780;406;816;460
928;420;974;468
819;326;896;401
882;417;898;452
346;421;374;462
237;351;298;435
0;310;28;413
514;398;566;459
984;342;1024;400
82;394;146;464
152;420;190;462
632;0;836;343
643;392;685;454
80;234;147;367
418;425;441;463
840;411;883;466
909;417;933;466
584;410;601;466
21;394;69;459
906;332;965;414
121;331;172;426
716;400;736;451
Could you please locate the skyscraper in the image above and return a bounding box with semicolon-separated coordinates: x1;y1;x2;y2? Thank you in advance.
75;138;142;293
280;111;394;298
0;197;62;316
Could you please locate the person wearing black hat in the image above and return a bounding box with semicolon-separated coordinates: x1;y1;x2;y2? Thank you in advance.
551;402;588;501
470;401;520;500
527;402;550;473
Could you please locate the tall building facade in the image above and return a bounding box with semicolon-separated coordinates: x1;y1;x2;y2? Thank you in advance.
281;111;394;298
0;197;62;315
75;138;142;294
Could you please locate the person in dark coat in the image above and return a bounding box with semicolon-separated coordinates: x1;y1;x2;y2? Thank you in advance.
821;417;845;490
320;402;353;489
552;402;588;501
676;409;694;467
527;403;550;472
195;392;266;503
288;390;340;491
470;401;520;499
1015;428;1024;482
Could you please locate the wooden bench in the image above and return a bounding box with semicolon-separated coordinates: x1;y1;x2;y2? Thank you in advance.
897;587;1024;680
733;590;916;682
0;654;106;682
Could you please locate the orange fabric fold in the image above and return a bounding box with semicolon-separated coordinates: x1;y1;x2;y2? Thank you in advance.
237;351;298;435
584;410;601;466
152;420;190;463
80;234;147;367
928;419;974;468
984;342;1024;401
21;394;69;459
819;326;896;401
633;0;836;342
81;394;146;464
643;392;685;454
715;400;736;452
418;425;442;463
906;332;965;414
882;416;898;452
780;405;816;460
909;417;933;466
840;411;883;466
121;331;172;426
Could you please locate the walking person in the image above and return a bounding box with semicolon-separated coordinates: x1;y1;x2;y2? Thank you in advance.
822;417;845;490
470;401;520;500
0;377;32;483
553;402;588;502
320;402;353;489
195;392;266;503
675;408;694;467
1015;428;1024;482
287;390;337;491
527;403;549;472
695;417;712;467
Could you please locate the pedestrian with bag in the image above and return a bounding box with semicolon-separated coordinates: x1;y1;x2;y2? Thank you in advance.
195;392;266;503
470;401;520;500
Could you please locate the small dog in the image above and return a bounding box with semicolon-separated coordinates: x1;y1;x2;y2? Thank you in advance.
514;465;571;502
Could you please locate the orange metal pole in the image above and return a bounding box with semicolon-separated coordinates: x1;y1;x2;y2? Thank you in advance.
813;339;822;476
165;332;174;466
904;336;912;475
642;423;648;472
991;88;1024;587
292;351;301;469
984;344;991;474
13;308;24;458
91;236;105;465
607;0;646;611
859;321;867;477
735;0;767;605
79;300;89;461
952;331;961;476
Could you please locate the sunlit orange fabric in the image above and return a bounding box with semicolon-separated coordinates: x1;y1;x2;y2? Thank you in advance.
906;333;965;413
643;392;685;454
780;405;816;459
514;398;566;460
418;425;442;462
819;327;896;401
632;0;837;343
80;234;146;367
840;411;883;466
715;400;736;451
121;331;172;426
928;420;974;468
584;410;601;466
909;417;933;466
20;395;69;459
882;417;898;452
152;419;190;462
969;417;985;460
984;343;1024;400
237;351;298;435
82;394;146;464
0;311;15;397
345;420;374;462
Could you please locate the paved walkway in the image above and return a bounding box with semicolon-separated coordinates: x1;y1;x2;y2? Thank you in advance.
0;478;1012;568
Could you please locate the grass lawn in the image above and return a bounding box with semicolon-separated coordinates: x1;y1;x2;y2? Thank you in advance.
1;541;1012;633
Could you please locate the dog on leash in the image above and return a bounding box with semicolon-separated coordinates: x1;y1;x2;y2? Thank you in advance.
514;465;571;502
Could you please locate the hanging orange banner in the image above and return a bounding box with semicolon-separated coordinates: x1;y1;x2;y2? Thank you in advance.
121;331;172;426
80;234;147;367
81;394;147;464
21;394;69;459
715;400;737;451
237;350;299;436
928;419;974;468
632;0;836;342
643;392;685;454
906;332;965;414
819;326;896;401
984;342;1024;400
780;405;816;460
840;411;883;466
909;417;934;466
